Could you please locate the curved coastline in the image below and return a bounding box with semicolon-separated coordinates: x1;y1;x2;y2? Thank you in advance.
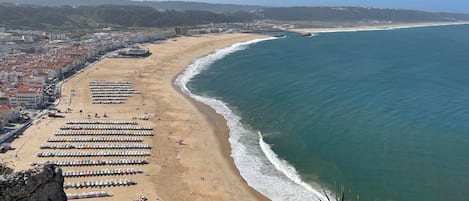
174;37;333;201
171;36;273;201
290;21;469;34
171;76;270;201
2;33;279;200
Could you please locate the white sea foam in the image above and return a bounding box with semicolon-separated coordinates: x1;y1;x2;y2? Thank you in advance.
175;37;334;201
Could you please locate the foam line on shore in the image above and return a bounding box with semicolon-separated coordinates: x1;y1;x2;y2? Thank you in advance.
175;37;333;201
258;132;333;200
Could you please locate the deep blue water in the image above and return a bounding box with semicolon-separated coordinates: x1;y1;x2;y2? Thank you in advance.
188;25;469;201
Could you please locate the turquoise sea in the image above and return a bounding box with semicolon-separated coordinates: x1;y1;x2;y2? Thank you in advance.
176;24;469;201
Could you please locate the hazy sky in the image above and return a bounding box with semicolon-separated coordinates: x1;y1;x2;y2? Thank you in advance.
181;0;469;13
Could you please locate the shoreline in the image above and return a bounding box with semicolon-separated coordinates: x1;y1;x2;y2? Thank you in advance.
289;21;469;34
1;33;271;201
175;86;270;201
172;36;334;201
170;36;271;201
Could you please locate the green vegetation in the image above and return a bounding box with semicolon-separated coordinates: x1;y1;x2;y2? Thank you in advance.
0;4;255;29
1;2;469;31
0;0;263;13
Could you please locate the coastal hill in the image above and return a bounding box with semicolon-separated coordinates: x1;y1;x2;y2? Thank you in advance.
0;4;255;29
260;7;469;22
1;1;469;30
0;0;263;13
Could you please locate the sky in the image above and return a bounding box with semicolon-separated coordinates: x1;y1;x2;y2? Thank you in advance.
178;0;469;14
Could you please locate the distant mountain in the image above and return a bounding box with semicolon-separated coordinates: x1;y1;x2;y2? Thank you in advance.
260;7;469;22
0;0;264;13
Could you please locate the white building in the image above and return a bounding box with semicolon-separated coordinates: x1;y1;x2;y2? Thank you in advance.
9;86;44;109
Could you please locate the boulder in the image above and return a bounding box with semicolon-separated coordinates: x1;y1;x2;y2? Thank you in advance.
0;164;66;201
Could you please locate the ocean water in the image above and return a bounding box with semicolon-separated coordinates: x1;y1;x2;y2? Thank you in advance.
176;24;469;201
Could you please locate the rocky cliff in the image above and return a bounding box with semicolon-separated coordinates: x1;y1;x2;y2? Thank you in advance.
0;164;67;201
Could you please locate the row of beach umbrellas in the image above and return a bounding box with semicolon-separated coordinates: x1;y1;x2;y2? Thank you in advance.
92;97;127;100
91;91;139;95
88;82;132;86
89;82;132;85
32;159;149;166
90;91;140;95
47;137;143;143
66;120;138;125
64;178;136;189
90;85;134;88
37;151;151;157
89;81;138;105
90;89;139;92
89;85;133;88
92;101;124;104
54;131;154;136
89;81;132;84
92;94;132;98
63;168;143;177
67;191;110;200
132;116;151;120
40;144;151;149
60;125;153;130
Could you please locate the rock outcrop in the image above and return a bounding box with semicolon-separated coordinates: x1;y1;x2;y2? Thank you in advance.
0;164;67;201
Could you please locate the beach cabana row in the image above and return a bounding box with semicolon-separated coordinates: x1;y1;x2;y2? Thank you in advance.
54;131;154;136
67;191;110;200
64;178;136;189
89;86;133;89
91;92;139;95
90;85;134;88
89;80;132;84
92;94;132;98
90;86;136;89
91;97;128;101
132;116;151;120
90;91;140;94
47;137;143;143
65;120;138;125
89;80;132;83
40;143;152;149
92;101;124;104
63;168;143;177
91;98;127;101
90;81;132;83
90;89;139;92
89;85;133;88
60;125;153;130
31;159;149;166
89;83;133;85
37;151;151;157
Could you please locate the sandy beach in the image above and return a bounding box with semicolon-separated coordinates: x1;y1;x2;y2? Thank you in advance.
1;33;269;201
290;21;469;34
